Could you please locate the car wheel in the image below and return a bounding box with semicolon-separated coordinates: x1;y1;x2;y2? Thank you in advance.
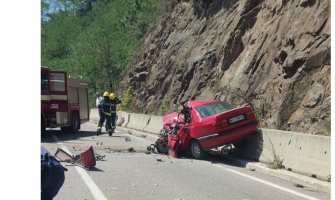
156;139;169;154
189;140;206;159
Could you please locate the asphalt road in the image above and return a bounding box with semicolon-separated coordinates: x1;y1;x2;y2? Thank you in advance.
41;122;330;200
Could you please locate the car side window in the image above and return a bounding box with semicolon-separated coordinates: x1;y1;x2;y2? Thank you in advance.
197;107;210;118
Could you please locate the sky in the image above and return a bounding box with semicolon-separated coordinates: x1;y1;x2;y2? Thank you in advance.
42;0;64;21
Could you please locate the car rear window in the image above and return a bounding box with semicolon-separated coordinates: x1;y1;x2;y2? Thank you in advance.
195;101;234;118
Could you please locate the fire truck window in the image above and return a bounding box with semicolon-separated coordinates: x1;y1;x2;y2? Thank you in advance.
41;71;49;91
50;73;65;92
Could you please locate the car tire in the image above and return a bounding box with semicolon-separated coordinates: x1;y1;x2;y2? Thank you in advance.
189;140;206;159
156;139;169;154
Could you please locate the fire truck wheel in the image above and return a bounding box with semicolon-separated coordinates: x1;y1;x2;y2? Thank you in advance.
61;112;80;133
71;112;80;131
189;140;207;159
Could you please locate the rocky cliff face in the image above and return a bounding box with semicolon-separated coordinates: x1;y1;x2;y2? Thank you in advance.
119;0;330;135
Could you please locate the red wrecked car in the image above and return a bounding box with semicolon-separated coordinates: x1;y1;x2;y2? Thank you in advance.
156;100;258;159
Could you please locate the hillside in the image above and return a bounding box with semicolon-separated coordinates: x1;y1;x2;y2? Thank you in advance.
118;0;330;135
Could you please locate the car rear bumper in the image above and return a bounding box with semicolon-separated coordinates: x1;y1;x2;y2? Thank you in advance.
198;121;258;150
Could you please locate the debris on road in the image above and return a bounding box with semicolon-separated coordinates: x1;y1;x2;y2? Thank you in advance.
156;158;163;162
294;183;304;188
55;146;96;169
95;153;106;161
249;167;256;171
146;144;157;153
127;147;135;152
125;137;131;142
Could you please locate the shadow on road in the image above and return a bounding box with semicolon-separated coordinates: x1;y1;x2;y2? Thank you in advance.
41;129;99;143
87;166;104;172
41;129;132;143
206;152;249;168
176;151;249;168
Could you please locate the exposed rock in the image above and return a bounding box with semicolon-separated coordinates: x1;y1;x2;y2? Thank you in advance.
119;0;330;135
130;71;149;83
303;84;324;108
299;0;316;7
133;62;147;73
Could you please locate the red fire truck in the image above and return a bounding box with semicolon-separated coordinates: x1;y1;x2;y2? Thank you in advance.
41;66;90;132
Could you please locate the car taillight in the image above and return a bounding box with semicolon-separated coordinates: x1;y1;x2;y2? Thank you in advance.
246;111;255;118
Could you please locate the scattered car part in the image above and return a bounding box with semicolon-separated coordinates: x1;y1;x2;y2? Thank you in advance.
54;146;96;169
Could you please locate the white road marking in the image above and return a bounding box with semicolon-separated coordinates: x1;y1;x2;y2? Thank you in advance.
52;135;108;200
213;164;320;200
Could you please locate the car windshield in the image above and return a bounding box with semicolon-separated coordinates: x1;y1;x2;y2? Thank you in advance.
195;101;234;118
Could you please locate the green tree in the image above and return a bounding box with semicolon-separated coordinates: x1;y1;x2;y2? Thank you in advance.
41;0;161;107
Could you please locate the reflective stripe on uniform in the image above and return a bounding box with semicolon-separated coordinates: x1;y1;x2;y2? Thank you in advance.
102;112;111;116
101;102;112;106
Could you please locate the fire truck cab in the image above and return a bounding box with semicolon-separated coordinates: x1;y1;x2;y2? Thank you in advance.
41;66;89;132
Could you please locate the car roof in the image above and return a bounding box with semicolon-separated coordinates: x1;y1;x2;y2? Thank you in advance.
187;100;220;108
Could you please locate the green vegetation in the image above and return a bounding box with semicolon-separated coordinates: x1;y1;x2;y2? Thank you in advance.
120;85;133;111
41;0;164;107
160;100;171;114
321;121;330;136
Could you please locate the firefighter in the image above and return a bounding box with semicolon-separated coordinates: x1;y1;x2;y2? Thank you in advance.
97;91;112;136
96;92;108;132
109;92;122;135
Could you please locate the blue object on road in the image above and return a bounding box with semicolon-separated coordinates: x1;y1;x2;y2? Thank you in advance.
41;146;66;200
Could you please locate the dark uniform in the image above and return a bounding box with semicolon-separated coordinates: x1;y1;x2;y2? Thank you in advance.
109;93;121;135
97;96;112;136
